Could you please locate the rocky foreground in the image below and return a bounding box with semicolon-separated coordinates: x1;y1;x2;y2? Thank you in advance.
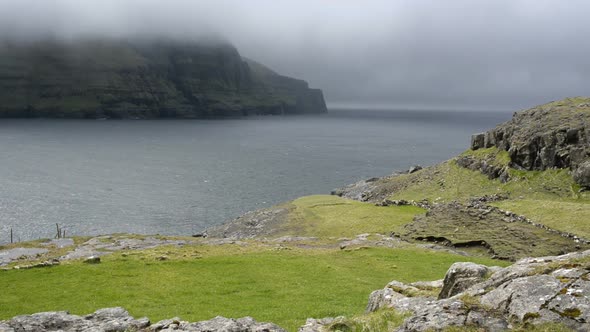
0;308;285;332
360;249;590;332
1;250;588;331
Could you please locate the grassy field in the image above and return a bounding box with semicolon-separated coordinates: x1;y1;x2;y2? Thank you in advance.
493;199;590;239
0;244;504;331
282;195;424;238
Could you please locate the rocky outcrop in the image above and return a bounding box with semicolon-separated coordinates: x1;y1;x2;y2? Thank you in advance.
0;39;327;119
360;250;590;332
437;262;490;299
469;98;590;186
455;155;510;182
0;307;286;332
205;205;292;239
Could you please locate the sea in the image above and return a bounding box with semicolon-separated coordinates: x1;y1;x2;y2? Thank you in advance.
0;109;513;243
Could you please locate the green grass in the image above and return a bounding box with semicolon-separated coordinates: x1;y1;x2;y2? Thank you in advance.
389;161;584;204
388;162;506;203
460;147;511;167
326;309;410;332
0;245;503;331
279;195;424;238
380;161;590;239
493;199;590;239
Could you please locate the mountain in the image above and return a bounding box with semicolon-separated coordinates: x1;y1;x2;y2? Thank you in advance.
0;38;327;118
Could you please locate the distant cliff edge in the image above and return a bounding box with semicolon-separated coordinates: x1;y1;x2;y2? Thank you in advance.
0;39;327;118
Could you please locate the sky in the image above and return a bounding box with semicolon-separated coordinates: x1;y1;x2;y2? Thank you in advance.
1;0;589;111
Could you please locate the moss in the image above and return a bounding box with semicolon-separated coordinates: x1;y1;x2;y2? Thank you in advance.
456;295;485;312
559;308;581;318
523;312;541;321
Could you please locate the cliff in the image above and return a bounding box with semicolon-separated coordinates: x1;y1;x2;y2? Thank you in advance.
469;97;590;187
0;39;327;118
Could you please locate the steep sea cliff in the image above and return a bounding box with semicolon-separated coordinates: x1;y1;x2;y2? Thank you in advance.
0;39;327;118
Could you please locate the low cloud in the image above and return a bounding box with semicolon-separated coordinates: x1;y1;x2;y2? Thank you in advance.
1;0;588;110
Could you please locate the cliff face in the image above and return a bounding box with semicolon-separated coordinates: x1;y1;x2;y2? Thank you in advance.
0;39;327;118
470;97;590;172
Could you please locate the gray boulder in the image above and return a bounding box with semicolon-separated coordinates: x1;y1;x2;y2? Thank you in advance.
4;307;148;332
573;160;590;188
470;133;485;150
180;316;286;332
438;262;489;299
297;318;336;332
396;299;468;332
365;287;406;313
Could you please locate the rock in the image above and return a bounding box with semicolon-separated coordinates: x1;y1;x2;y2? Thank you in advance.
396;299;469;332
365;287;406;312
357;250;590;332
481;274;564;320
455;155;508;181
0;248;49;266
0;322;14;332
272;236;318;243
410;279;444;290
464;311;508;332
470;133;485;150
468;98;590;171
298;318;335;332
439;262;489;299
205;206;291;239
4;307;148;332
1;308;286;332
573;160;590;188
331;179;378;201
178;316;286;332
60;236;186;261
408;165;423;174
41;238;75;248
83;256;101;264
149;317;182;330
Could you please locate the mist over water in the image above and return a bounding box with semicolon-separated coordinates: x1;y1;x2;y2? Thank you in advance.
0;109;511;243
0;1;589;110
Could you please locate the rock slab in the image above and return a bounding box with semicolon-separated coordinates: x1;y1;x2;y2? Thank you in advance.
0;307;286;332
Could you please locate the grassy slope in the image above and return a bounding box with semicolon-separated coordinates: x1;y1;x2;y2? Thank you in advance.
0;244;503;331
277;195;424;238
381;154;589;239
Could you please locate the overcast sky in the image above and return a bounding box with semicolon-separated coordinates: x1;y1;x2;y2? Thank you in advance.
1;0;588;110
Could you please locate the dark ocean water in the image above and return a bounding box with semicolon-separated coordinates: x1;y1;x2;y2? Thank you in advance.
0;109;512;242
